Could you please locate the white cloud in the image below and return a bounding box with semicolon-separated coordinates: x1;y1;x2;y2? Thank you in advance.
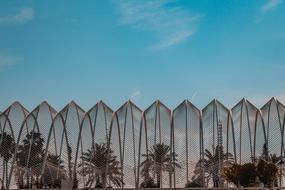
149;29;195;51
190;91;198;101
0;53;17;70
0;7;34;24
261;0;282;13
130;89;142;101
71;18;80;23
113;0;203;50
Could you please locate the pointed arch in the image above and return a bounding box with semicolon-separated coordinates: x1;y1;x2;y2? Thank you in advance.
138;100;172;188
232;99;258;163
172;100;202;187
109;101;142;188
3;102;29;143
0;112;15;189
202;99;235;158
7;111;41;189
261;98;285;157
202;99;235;187
74;101;113;188
253;110;267;160
55;101;85;185
6;102;56;189
41;112;72;188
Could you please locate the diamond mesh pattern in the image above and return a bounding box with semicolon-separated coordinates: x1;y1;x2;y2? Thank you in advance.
0;98;284;188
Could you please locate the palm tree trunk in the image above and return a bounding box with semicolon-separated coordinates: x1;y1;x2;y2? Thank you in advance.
18;172;23;189
2;159;5;189
26;173;29;189
35;175;38;188
96;175;100;187
5;161;8;189
156;170;161;188
212;165;219;187
102;175;106;188
213;173;219;187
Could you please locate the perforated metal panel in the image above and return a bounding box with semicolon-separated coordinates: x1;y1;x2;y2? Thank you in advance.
202;99;235;187
232;99;258;164
0;112;15;189
138;100;172;188
172;100;202;187
75;101;113;189
0;99;284;189
109;101;142;188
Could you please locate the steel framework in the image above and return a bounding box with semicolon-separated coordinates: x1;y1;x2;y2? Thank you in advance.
0;98;284;189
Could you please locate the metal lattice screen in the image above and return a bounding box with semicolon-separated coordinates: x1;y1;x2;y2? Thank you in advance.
0;98;284;189
172;100;202;187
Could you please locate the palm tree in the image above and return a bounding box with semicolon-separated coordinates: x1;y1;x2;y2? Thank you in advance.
78;143;123;188
259;143;283;187
259;143;270;162
41;153;65;188
140;157;153;186
63;142;78;189
259;143;282;164
0;132;15;189
193;145;233;187
16;131;45;189
140;143;181;188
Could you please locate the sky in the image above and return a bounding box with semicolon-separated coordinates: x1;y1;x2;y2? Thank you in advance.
0;0;285;112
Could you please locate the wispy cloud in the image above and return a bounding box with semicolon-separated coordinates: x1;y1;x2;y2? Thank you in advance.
113;0;203;50
130;89;142;102
0;7;34;24
70;18;80;23
254;0;282;23
0;52;17;70
190;91;198;101
261;0;282;13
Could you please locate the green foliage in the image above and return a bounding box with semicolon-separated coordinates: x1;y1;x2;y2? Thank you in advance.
260;143;270;161
237;163;257;187
140;143;181;188
257;143;279;187
185;176;204;188
0;132;16;189
41;153;65;188
79;142;123;188
16;131;45;189
193;145;233;187
224;164;240;187
186;168;204;188
225;163;257;187
17;131;45;168
140;178;158;188
257;159;278;187
0;132;15;161
225;160;278;188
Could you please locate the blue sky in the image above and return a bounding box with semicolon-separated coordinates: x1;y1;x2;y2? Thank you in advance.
0;0;285;111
